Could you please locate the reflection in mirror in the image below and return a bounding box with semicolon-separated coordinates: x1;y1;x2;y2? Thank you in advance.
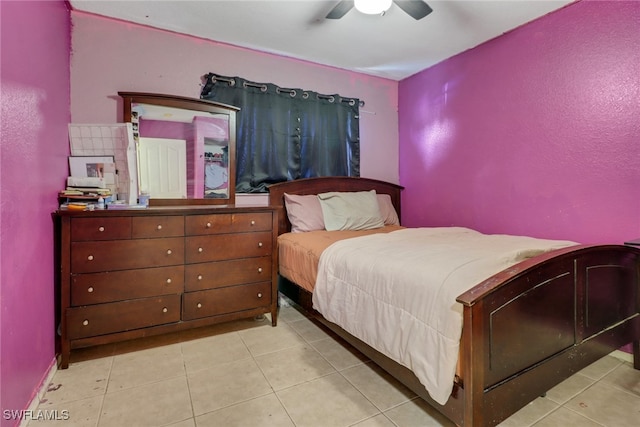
119;92;238;205
132;104;230;199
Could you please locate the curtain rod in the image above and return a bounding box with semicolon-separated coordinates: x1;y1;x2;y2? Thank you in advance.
204;74;365;107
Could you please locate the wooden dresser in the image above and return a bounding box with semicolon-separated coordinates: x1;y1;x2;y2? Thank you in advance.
56;205;278;368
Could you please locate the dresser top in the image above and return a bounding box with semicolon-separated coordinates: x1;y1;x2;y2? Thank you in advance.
56;204;278;217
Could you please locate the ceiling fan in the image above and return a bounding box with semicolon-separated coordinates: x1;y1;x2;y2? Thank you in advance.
326;0;433;20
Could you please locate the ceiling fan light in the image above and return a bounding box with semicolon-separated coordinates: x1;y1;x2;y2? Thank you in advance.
354;0;393;15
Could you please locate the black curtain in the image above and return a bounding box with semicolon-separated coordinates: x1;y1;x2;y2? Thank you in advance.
201;73;360;193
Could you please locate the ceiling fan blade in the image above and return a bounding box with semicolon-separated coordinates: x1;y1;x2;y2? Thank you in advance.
393;0;433;20
326;0;354;19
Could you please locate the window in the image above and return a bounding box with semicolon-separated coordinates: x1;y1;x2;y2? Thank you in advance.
201;73;360;193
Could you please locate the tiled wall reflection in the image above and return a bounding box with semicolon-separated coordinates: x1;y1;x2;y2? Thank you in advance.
68;123;135;201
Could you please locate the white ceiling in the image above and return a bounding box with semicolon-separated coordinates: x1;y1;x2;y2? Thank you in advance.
69;0;574;81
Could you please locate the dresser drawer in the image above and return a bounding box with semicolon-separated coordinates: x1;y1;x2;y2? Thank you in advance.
71;265;184;306
185;214;231;235
182;281;271;321
66;295;181;339
71;237;184;273
185;232;272;264
132;216;184;238
229;212;272;232
71;217;132;241
186;212;272;235
185;257;271;292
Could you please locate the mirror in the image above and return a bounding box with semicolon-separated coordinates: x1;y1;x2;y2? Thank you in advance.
119;92;238;205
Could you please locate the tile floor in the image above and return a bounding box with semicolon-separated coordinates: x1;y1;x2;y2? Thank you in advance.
29;301;640;427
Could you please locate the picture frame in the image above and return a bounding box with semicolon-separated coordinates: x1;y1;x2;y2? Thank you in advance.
68;156;115;179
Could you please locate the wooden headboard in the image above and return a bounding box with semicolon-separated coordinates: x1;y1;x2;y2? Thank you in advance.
267;176;404;235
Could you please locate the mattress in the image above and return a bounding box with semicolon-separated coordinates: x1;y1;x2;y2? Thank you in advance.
278;226;576;405
312;227;576;404
277;225;404;292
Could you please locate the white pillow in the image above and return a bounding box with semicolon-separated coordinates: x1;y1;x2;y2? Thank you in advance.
318;190;384;231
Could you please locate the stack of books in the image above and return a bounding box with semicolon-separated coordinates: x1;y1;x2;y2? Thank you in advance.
58;187;113;209
59;156;119;210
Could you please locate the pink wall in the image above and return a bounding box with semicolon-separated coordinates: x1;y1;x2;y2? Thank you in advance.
0;1;70;425
1;2;636;417
69;12;400;185
399;0;640;244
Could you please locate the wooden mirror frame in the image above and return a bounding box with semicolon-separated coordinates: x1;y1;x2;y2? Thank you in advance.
119;92;239;206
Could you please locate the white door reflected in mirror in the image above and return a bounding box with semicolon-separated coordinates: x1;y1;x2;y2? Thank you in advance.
138;137;187;199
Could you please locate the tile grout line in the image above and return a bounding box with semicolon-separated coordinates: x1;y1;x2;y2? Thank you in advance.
553;403;607;427
293;320;391;426
94;354;114;427
181;338;199;426
263;308;337;427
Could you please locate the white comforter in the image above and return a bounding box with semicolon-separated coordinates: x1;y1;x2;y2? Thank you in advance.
312;227;576;405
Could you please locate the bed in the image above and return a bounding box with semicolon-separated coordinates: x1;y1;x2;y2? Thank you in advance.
268;176;640;427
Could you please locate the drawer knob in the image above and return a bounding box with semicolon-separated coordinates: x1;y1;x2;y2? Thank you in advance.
257;293;263;298
98;226;105;232
166;278;172;284
197;303;202;308
198;247;203;253
82;320;89;326
162;307;168;313
87;255;94;261
250;220;256;226
206;222;212;228
167;249;172;255
157;225;163;230
87;286;94;293
197;275;203;280
257;267;263;273
258;242;263;248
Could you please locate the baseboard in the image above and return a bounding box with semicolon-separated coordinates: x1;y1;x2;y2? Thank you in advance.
18;358;58;427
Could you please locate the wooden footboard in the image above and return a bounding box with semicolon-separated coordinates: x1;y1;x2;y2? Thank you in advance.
456;244;640;426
